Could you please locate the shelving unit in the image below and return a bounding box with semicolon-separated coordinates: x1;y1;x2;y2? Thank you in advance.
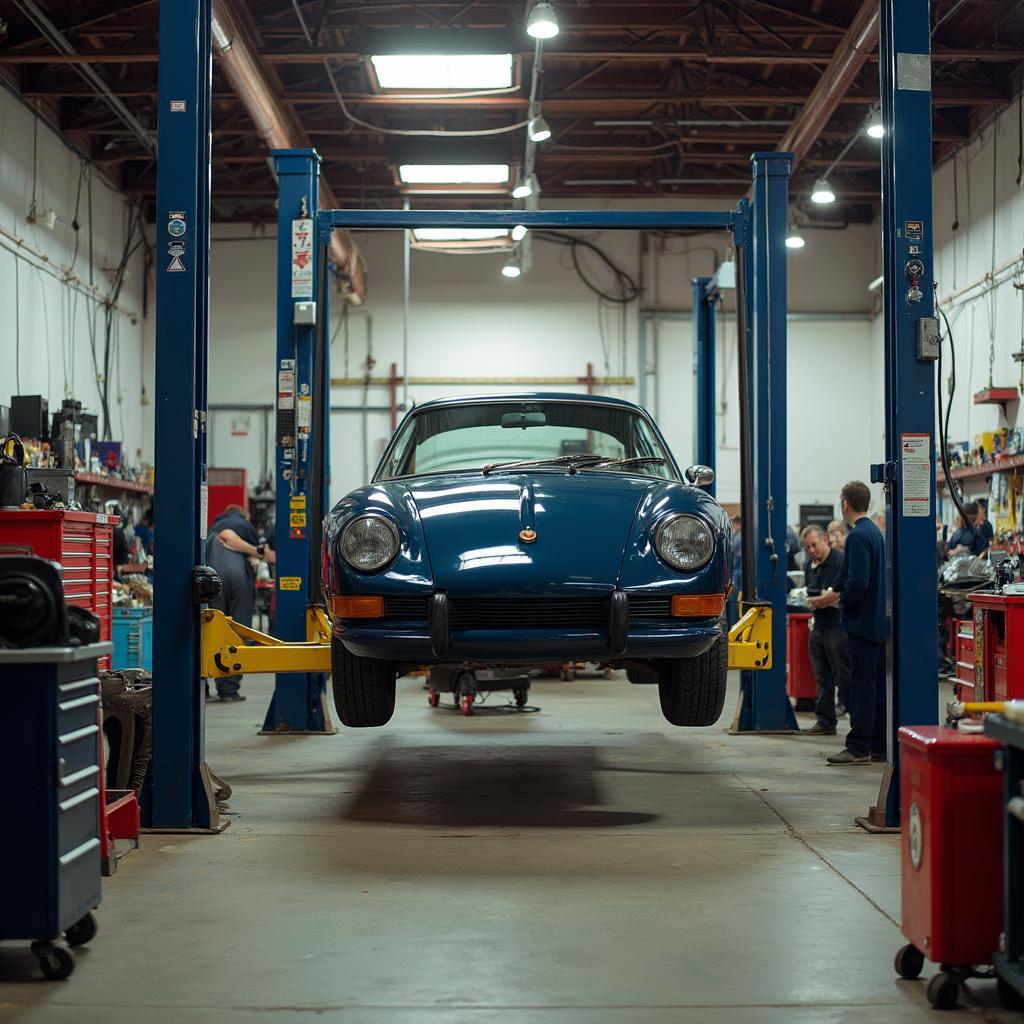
937;453;1024;489
74;473;152;496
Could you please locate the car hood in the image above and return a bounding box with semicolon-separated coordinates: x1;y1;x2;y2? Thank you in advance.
405;472;652;595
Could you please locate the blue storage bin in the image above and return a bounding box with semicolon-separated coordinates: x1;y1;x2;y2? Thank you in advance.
111;608;153;672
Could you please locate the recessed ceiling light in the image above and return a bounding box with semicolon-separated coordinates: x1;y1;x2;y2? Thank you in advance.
370;53;513;90
526;2;559;40
412;227;510;242
398;164;511;184
810;177;836;204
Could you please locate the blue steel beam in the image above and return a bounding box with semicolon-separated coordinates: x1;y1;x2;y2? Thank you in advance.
879;0;938;824
692;276;716;493
150;0;214;828
262;149;333;735
734;153;799;733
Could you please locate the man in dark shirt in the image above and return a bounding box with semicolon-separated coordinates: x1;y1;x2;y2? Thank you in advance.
977;498;995;545
811;481;887;765
801;525;850;735
948;501;988;557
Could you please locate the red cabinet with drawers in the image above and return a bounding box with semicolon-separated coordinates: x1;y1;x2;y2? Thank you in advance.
966;592;1024;704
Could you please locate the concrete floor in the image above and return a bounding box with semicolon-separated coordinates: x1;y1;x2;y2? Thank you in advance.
0;671;1016;1023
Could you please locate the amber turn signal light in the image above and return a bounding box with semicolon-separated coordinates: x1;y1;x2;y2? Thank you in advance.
671;594;727;617
330;595;385;619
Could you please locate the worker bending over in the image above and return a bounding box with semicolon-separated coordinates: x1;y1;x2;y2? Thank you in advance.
800;525;850;735
948;501;989;557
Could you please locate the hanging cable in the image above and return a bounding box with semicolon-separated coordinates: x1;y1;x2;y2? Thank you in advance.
936;301;972;528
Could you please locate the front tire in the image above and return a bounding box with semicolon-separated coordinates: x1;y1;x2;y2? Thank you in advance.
331;635;396;728
657;628;728;727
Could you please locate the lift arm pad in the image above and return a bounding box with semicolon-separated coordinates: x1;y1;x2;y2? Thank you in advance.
727;605;772;671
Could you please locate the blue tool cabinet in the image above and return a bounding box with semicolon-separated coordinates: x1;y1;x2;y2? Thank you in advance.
112;607;153;672
0;642;111;979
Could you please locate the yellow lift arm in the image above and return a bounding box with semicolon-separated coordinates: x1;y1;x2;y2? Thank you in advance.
202;601;772;678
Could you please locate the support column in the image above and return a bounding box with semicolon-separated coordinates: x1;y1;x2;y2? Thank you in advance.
150;0;216;828
733;154;798;733
877;0;938;826
692;276;716;491
261;149;334;735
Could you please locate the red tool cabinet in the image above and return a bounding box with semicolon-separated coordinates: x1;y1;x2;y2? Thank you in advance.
0;510;117;669
898;726;1003;968
966;593;1024;704
786;611;817;709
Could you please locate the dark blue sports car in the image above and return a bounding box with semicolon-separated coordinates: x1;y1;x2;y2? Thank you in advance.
322;394;731;727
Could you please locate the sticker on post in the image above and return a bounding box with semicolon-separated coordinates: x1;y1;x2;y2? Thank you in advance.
905;220;924;242
900;432;931;518
292;218;314;299
289;511;307;528
289;527;306;539
289;494;306;509
167;240;186;273
279;576;302;591
297;394;311;434
170;99;187;112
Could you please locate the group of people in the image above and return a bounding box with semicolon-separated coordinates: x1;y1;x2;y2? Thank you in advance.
943;497;993;559
732;481;888;766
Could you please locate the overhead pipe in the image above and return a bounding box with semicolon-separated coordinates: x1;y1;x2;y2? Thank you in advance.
210;0;366;304
777;0;880;168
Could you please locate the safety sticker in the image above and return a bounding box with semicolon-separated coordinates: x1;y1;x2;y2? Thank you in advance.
297;394;311;434
900;432;931;518
200;483;208;540
278;359;295;411
289;511;307;528
291;218;313;299
905;220;924;241
289;528;306;539
166;240;186;273
289;494;306;509
279;576;302;591
170;99;187;113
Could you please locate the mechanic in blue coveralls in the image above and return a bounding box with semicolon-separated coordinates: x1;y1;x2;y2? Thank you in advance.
205;504;275;702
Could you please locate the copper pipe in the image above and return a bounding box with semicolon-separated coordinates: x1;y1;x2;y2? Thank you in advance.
211;0;366;304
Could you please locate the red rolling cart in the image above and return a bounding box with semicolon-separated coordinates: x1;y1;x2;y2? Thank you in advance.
965;593;1024;705
786;611;816;710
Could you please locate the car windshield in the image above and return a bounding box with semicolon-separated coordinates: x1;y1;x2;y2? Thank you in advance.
376;400;678;481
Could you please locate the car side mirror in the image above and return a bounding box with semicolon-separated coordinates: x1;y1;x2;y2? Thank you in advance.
685;464;715;487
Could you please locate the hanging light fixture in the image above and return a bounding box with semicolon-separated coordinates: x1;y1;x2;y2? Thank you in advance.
866;110;885;139
526;2;560;39
528;114;552;143
512;224;528;241
502;254;522;278
810;177;836;204
512;173;538;199
785;225;806;249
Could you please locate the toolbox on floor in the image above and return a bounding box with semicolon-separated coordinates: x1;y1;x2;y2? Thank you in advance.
0;642;111;979
785;611;816;710
894;725;1004;1009
112;607;153;672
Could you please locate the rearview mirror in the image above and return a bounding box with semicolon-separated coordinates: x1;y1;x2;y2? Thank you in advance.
501;411;547;429
685;464;715;487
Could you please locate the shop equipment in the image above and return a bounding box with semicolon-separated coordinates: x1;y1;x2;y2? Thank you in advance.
785;611;816;711
112;607;153;672
894;725;1004;1010
427;666;531;716
0;641;111;979
962;592;1024;705
10;394;49;440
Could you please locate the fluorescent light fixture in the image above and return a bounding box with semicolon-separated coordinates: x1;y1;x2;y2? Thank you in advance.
785;228;806;249
501;255;522;278
511;224;528;241
526;2;559;39
511;173;538;199
528;115;552;142
866;111;885;138
370;53;513;90
413;227;510;242
810;177;836;204
398;163;510;184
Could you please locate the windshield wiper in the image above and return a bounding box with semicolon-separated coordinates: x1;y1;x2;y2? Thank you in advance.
481;453;607;476
592;456;668;470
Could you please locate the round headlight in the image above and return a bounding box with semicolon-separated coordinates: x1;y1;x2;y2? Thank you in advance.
654;514;714;572
340;515;400;572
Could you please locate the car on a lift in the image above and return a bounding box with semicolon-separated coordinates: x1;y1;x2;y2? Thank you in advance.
322;393;731;728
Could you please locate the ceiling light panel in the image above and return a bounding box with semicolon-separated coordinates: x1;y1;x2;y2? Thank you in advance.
371;54;513;90
413;228;511;242
398;164;511;184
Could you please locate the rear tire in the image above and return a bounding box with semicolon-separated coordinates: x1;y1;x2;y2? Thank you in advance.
657;627;728;727
331;635;396;728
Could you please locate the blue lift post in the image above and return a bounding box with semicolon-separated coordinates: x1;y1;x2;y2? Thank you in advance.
261;149;333;735
150;0;217;830
875;0;939;826
733;153;799;733
691;276;716;492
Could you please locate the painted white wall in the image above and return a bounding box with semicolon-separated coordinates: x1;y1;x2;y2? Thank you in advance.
205;212;879;528
0;89;147;468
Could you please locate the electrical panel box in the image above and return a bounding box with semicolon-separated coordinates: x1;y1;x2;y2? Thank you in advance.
916;316;940;362
11;395;49;440
293;301;317;326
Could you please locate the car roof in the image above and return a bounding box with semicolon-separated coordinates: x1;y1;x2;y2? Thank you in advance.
408;392;650;414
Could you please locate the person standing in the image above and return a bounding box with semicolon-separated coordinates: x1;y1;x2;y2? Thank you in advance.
800;525;851;735
976;498;994;546
205;504;275;702
811;482;886;765
827;519;848;552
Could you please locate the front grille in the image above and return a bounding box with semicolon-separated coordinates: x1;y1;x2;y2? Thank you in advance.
382;596;430;621
449;598;608;631
628;595;672;619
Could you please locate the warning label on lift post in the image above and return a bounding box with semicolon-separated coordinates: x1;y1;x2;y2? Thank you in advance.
900;433;931;517
291;218;313;299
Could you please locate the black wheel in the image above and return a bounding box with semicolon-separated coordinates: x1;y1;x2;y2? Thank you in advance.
427;686;440;708
65;912;98;947
39;946;75;980
514;688;528;707
893;943;924;981
330;635;396;728
657;625;729;727
926;972;960;1010
998;976;1024;1011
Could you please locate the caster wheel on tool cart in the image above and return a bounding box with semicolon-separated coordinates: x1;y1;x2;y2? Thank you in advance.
427;686;439;708
460;694;474;716
35;944;75;981
561;666;575;681
998;976;1024;1011
893;943;924;980
65;912;98;947
926;972;960;1010
513;688;528;707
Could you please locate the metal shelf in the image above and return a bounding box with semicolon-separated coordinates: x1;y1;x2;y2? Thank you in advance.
74;473;153;495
